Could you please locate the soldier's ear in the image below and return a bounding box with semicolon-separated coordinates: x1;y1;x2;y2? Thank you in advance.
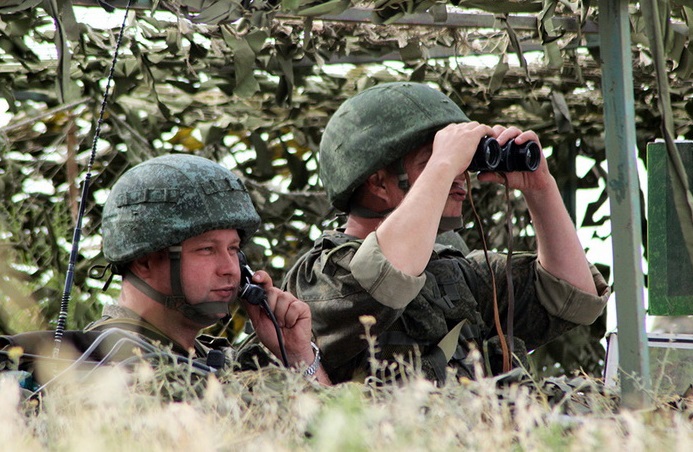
366;169;390;196
130;250;166;278
370;169;405;208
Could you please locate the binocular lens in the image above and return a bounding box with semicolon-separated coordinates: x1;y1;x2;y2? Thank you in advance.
522;141;541;171
501;140;541;172
469;136;502;171
468;137;540;172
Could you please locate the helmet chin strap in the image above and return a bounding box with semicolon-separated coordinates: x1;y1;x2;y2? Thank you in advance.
124;246;231;327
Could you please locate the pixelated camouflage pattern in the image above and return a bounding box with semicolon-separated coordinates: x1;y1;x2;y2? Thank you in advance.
86;304;220;357
283;231;599;384
86;304;275;371
102;154;260;266
319;82;470;211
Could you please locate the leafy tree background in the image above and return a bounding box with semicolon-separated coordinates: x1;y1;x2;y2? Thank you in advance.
2;0;692;377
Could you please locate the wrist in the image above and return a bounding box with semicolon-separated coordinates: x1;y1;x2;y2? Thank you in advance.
522;173;556;197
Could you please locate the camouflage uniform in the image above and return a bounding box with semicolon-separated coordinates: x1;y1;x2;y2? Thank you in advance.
284;82;610;384
85;305;232;361
283;230;610;384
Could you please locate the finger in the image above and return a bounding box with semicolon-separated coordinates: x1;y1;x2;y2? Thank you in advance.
473;123;494;134
491;124;506;137
251;270;274;289
283;299;310;328
240;300;264;325
264;288;278;314
495;126;522;145
269;292;295;327
513;130;540;146
477;171;505;184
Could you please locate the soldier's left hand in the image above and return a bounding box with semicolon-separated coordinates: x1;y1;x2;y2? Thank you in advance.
240;270;316;368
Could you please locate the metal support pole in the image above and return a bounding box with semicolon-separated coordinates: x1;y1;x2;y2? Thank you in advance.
598;0;651;408
555;139;577;223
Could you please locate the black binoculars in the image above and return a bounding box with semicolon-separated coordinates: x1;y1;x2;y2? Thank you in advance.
468;136;541;172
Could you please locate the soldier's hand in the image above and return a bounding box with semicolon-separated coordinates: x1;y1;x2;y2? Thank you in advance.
432;122;495;174
240;270;316;368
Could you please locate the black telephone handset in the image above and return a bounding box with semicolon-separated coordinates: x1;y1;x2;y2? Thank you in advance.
238;251;268;307
237;251;289;367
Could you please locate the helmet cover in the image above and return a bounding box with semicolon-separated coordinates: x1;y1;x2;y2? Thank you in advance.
102;154;261;266
319;82;470;211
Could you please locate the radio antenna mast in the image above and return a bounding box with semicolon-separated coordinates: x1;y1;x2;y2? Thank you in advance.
53;0;134;359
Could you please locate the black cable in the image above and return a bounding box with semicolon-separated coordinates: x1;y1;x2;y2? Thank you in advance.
239;281;290;368
238;251;290;367
261;300;290;368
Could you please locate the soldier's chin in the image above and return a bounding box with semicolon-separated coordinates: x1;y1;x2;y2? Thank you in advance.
182;301;231;326
438;216;463;233
191;313;225;328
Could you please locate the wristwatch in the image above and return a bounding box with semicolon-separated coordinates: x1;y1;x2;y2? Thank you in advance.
303;342;321;377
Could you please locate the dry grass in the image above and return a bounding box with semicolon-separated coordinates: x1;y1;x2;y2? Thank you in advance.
1;353;691;452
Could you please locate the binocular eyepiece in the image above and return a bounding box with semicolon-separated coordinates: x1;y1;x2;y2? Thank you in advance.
468;137;541;172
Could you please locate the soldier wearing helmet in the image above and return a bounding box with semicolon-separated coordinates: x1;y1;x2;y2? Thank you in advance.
88;154;329;383
283;82;609;384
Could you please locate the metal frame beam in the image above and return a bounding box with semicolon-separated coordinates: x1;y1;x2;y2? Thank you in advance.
598;0;651;408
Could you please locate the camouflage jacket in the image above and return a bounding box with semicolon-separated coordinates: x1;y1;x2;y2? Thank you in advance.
85;305;272;371
283;230;610;384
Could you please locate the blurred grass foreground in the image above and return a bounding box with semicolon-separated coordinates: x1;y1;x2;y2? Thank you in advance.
1;341;692;451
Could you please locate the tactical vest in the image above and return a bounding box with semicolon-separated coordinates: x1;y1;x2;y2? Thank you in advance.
373;248;481;383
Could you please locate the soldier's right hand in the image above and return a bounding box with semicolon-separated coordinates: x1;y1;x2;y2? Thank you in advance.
431;122;495;175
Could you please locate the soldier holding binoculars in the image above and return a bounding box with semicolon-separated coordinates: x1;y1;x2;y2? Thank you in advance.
283;82;610;384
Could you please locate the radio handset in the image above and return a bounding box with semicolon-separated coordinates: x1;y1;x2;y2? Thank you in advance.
238;251;268;311
237;251;289;367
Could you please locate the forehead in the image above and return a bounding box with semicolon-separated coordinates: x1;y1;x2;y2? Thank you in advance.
185;229;240;243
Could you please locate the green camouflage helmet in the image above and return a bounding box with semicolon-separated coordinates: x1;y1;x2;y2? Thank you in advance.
102;154;261;267
319;82;470;211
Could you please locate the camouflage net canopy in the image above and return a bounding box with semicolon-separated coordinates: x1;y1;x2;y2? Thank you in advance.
1;0;693;375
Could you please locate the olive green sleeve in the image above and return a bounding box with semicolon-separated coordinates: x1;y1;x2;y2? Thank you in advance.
350;232;427;309
534;262;610;325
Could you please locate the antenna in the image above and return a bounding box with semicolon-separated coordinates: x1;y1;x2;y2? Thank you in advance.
52;0;134;359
